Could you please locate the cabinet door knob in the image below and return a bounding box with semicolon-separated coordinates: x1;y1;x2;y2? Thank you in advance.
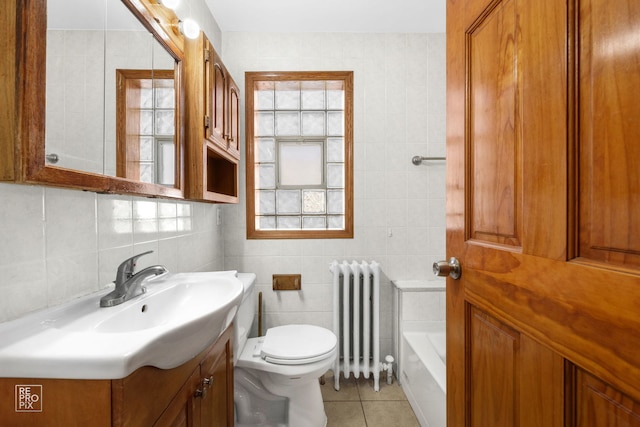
203;375;214;387
194;375;214;399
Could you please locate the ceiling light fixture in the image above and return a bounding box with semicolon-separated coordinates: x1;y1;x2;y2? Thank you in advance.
178;18;200;39
159;0;180;10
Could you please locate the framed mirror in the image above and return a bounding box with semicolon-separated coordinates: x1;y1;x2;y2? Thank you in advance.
19;0;185;198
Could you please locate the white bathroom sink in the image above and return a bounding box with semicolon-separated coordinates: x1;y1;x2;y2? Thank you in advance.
0;271;243;379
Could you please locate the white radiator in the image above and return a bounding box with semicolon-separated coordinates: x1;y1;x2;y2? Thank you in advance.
330;260;381;391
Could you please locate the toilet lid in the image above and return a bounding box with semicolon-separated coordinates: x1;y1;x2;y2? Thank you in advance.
261;325;337;365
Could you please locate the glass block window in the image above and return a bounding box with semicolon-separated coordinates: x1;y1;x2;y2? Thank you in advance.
246;72;354;239
138;78;175;186
279;142;323;186
116;69;176;187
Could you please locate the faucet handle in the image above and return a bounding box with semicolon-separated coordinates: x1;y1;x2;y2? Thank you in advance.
116;250;154;284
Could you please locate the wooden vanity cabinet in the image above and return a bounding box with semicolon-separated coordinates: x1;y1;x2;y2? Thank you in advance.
116;325;234;427
0;326;234;427
184;33;240;203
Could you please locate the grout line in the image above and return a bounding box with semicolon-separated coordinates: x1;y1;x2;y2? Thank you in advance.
360;399;369;427
356;377;367;426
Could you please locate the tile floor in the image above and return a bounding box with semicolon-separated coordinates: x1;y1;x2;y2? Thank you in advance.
320;371;420;427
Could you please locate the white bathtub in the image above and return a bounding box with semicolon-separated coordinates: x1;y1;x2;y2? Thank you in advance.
401;327;446;427
392;280;446;427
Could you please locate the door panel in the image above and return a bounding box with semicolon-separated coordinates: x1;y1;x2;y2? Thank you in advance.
519;0;568;260
467;307;565;427
469;308;518;426
447;0;640;425
212;61;226;145
519;333;564;427
228;81;240;155
153;368;200;427
578;0;640;269
467;0;522;248
576;369;640;427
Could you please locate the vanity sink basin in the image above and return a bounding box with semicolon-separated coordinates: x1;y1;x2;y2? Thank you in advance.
0;271;243;379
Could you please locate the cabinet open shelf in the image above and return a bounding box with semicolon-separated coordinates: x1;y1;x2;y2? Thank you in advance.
205;143;238;203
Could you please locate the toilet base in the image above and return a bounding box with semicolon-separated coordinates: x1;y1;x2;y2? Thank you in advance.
235;368;289;426
237;367;328;427
263;370;327;427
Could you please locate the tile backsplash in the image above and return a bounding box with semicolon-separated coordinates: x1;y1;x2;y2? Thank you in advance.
0;183;223;323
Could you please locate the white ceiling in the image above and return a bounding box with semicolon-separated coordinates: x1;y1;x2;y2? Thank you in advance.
204;0;446;33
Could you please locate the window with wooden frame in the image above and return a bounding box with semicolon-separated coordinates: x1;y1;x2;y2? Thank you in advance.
245;71;354;239
116;69;176;186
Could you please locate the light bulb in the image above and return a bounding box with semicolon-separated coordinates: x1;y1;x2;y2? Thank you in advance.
179;18;200;39
159;0;180;10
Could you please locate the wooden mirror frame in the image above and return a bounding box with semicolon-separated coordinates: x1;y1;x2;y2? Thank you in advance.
12;0;185;198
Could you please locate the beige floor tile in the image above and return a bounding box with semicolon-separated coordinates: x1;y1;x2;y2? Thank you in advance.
325;402;367;427
357;376;407;401
321;370;421;426
321;371;361;402
362;400;420;427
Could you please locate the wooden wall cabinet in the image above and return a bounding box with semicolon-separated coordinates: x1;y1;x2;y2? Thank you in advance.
0;326;234;427
184;33;240;203
2;0;187;200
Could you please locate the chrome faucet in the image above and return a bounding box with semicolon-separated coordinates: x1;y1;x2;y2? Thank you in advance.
100;251;167;307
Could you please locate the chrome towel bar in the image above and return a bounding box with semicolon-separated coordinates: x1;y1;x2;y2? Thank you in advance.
411;155;446;165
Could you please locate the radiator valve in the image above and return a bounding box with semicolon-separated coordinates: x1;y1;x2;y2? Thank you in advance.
381;355;395;385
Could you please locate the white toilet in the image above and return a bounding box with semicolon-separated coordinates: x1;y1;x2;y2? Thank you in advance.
234;273;337;427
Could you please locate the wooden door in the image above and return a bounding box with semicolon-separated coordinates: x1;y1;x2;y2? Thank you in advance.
446;0;640;425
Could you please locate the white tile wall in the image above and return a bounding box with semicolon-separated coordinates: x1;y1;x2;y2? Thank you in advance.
0;183;224;323
221;32;446;358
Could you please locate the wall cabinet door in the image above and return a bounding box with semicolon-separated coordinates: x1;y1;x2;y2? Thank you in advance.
206;53;226;149
227;79;240;157
204;41;239;160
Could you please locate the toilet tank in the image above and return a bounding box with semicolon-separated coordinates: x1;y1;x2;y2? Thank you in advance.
234;273;257;363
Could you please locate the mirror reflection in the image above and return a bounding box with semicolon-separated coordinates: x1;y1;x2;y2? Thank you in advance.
45;0;177;186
